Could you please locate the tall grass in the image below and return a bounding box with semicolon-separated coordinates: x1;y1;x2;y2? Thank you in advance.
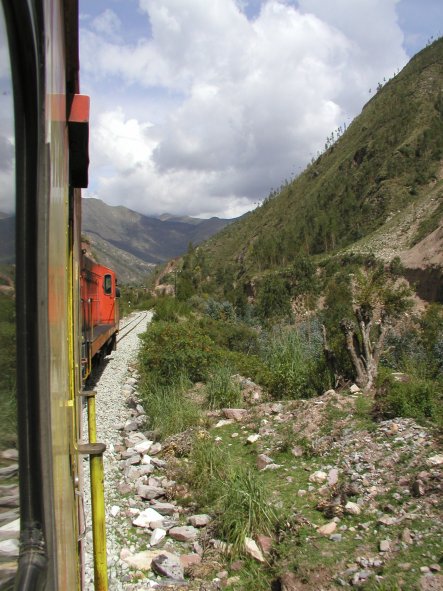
205;365;242;409
217;468;277;553
139;373;202;437
260;321;330;399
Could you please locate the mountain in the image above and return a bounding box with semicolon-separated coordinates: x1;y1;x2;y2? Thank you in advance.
81;198;235;283
198;38;443;294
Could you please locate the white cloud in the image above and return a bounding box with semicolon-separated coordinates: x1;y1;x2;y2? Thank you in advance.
80;0;409;218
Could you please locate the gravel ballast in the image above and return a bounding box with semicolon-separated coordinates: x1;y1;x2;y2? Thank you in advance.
82;311;152;591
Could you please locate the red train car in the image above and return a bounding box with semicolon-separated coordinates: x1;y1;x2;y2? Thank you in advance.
81;253;120;378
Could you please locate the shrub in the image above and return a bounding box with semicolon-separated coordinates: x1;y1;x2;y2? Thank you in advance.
198;316;260;355
205;365;242;409
139;320;220;385
256;274;291;322
152;296;192;322
375;369;443;426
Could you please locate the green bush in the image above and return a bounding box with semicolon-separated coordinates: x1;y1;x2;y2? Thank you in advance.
152;296;192;322
139;320;220;385
205;365;242;409
375;369;442;426
198;316;260;355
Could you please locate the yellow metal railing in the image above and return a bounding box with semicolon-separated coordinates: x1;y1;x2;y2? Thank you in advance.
78;390;108;591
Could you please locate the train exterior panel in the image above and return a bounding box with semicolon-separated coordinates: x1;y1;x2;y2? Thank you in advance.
1;0;115;588
81;255;120;377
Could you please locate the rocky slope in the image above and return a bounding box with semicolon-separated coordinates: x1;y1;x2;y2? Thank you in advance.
91;353;443;591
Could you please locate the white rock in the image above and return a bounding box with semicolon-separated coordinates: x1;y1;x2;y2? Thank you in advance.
214;419;234;428
349;384;361;393
149;528;167;546
246;434;260;444
309;470;328;484
244;537;265;562
345;501;361;516
133;508;164;528
110;505;120;517
426;454;443;467
134;440;153;454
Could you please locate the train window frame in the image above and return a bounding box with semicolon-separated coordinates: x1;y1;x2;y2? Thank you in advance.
104;273;112;295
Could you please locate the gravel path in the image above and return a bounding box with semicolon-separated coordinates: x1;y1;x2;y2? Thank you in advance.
82;311;153;591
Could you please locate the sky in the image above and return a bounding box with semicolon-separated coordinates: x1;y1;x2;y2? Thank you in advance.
0;1;442;218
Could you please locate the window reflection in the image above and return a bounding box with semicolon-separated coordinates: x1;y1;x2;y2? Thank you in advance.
0;3;18;588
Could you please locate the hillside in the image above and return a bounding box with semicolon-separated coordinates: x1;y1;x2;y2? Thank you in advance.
200;38;443;287
82;198;235;283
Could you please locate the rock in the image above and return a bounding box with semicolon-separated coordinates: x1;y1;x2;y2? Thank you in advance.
330;533;342;542
324;389;336;396
151;552;184;580
150;502;177;516
426;454;443;467
344;501;361;516
0;538;19;558
257;534;273;555
150;443;162;455
263;463;282;471
214;419;234;428
291;446;304;458
169;526;198;542
419;574;443;591
121;549;164;570
244;537;265;562
118;482;133;495
0;465;18;478
133;440;153;454
378;515;397;526
328;468;339;486
125;455;141;466
110;505;120;517
136;485;166;500
132;508;164;528
180;554;202;568
222;408;247;421
123;420;138;432
317;522;337;536
411;479;426;497
188;514;211;528
149;528;166;546
256;454;274;470
379;540;391;552
430;565;442;572
309;470;327;484
349;384;361;393
1;449;18;461
270;403;284;414
401;528;413;545
246;434;260;444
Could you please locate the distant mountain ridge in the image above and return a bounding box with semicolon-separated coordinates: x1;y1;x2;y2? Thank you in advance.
82;198;235;283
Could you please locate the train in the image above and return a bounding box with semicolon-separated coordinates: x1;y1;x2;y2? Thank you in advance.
0;1;119;589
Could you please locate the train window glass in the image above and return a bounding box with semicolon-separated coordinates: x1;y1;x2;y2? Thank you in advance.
0;3;18;583
104;273;112;295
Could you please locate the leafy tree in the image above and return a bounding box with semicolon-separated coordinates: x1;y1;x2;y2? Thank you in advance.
256;274;291;322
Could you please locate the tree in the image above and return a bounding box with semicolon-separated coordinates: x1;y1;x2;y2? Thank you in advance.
339;268;412;391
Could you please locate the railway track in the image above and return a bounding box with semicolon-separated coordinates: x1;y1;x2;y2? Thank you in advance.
117;311;150;343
